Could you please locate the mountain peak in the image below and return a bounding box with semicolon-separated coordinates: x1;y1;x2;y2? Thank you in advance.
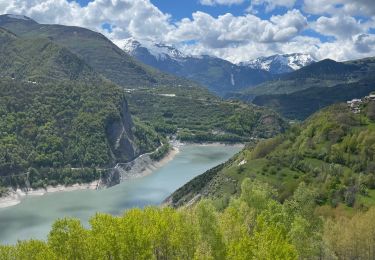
122;38;142;54
123;38;188;61
1;14;37;23
240;53;315;74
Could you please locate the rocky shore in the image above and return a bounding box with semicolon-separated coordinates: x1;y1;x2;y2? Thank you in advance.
0;181;99;209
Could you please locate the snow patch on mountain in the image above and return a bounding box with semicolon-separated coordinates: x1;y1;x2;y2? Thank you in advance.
123;38;188;61
240;53;315;74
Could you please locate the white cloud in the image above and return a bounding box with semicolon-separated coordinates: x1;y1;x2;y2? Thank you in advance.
313;15;364;39
303;0;375;16
343;0;375;16
199;0;245;6
250;0;297;12
166;9;307;48
354;34;375;53
1;0;173;42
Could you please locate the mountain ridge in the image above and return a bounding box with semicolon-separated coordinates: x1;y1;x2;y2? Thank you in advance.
0;14;200;89
122;38;274;95
239;53;315;74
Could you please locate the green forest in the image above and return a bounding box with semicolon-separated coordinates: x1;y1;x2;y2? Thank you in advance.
127;86;287;142
170;101;375;211
0;78;160;194
1;179;374;259
2;98;375;259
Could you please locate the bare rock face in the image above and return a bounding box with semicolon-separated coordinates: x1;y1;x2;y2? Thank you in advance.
106;98;137;163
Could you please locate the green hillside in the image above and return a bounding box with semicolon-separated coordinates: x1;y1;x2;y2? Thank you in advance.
0;28;99;83
0;14;200;88
0;18;288;195
126;86;288;142
252;77;375;120
0;27;162;194
0;16;289;195
169;101;375;210
0;77;161;194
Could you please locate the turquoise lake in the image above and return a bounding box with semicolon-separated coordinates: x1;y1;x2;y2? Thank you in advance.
0;144;241;244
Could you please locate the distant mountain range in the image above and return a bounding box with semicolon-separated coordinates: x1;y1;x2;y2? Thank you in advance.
230;57;375;120
123;38;314;95
239;53;315;74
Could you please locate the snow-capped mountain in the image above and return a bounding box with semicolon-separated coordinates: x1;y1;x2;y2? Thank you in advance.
122;38;273;96
123;38;188;61
240;54;315;74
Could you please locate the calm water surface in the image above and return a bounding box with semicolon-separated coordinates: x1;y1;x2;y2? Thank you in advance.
0;145;241;244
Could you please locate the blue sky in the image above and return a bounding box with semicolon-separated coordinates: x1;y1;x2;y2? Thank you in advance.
3;0;375;62
71;0;338;43
74;0;301;21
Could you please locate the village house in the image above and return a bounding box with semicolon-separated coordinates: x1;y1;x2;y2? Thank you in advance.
347;98;362;113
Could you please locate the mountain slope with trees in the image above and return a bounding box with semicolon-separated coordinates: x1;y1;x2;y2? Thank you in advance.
0;28;99;83
0;77;160;194
126;86;288;142
0;16;288;195
0;14;199;88
252;76;375;120
0;26;161;194
169;100;375;210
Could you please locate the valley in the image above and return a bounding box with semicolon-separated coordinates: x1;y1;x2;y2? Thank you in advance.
0;3;375;258
0;14;287;201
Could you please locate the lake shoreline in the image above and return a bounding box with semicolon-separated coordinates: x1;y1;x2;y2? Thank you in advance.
0;181;100;209
117;146;180;181
0;147;180;209
0;142;243;209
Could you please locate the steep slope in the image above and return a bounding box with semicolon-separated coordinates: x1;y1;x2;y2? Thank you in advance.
0;14;198;88
0;77;159;192
169;99;375;209
0;29;161;193
123;38;272;95
0;28;99;83
240;53;315;74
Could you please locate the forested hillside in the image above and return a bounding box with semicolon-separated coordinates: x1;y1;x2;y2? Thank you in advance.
0;78;160;195
252;77;375;120
0;16;289;196
0;14;200;88
0;28;99;83
169;101;375;210
1;179;374;259
127;86;287;142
